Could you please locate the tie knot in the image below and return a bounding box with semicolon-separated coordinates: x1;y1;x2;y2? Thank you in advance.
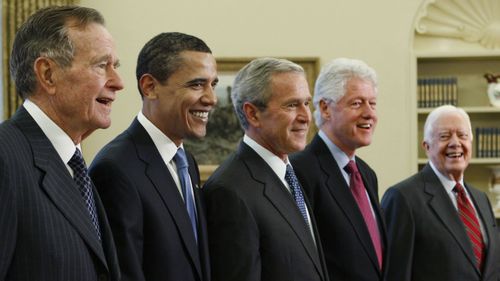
285;164;295;180
453;182;465;195
68;148;87;172
174;148;189;169
344;160;358;174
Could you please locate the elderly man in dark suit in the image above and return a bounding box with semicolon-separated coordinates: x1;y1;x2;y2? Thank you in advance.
381;105;500;281
291;58;387;281
203;57;329;281
0;6;123;281
89;32;218;281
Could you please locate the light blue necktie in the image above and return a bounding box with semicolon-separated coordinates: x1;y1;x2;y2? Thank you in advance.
68;148;101;240
285;164;310;231
174;148;198;243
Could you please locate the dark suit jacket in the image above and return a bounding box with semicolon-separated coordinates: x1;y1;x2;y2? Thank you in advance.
203;141;329;281
291;134;388;281
381;164;500;281
89;118;210;281
0;107;120;281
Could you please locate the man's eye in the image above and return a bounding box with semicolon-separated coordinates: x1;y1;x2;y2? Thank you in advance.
190;83;204;89
351;101;362;108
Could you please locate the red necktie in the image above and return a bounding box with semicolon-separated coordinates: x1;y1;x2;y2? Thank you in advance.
454;182;484;270
345;160;383;268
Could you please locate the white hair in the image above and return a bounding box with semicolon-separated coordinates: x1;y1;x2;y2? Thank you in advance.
423;105;473;143
313;58;377;127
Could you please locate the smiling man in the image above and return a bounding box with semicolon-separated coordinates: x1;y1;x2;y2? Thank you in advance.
203;57;329;281
89;32;218;281
291;58;387;281
381;105;500;281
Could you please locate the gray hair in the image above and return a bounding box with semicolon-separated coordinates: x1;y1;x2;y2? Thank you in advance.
232;57;305;129
10;5;105;99
313;58;377;127
423;105;473;143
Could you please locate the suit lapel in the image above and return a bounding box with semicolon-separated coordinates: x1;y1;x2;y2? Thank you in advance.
238;143;324;279
127;120;203;278
311;136;381;270
12;107;108;268
466;184;497;276
421;165;479;273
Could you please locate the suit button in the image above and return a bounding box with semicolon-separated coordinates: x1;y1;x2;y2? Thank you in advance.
98;274;108;281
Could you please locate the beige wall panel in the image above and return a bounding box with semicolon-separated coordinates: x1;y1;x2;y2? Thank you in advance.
79;0;423;196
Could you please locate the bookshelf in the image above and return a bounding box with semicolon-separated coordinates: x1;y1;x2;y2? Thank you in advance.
415;55;500;218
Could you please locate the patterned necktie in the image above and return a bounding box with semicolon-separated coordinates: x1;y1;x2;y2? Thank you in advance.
344;160;382;268
454;182;484;270
67;148;101;240
174;148;198;243
284;164;310;231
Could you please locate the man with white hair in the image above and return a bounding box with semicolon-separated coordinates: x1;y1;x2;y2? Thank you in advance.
291;58;387;281
382;105;500;281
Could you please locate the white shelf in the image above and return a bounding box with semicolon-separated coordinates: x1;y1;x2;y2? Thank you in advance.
418;158;500;165
417;106;500;114
415;52;500;60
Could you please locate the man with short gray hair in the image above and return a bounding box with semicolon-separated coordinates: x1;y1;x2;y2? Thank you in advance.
204;57;329;281
382;105;500;281
291;58;387;281
0;5;123;281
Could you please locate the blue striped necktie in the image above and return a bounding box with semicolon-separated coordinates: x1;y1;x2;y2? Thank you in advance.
174;148;198;243
285;164;310;231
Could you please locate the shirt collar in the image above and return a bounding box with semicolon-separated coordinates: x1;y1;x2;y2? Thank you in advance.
24;99;77;164
319;130;353;166
243;134;288;180
429;160;464;193
137;111;180;163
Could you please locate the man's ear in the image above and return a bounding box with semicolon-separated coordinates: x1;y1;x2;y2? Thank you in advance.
319;99;330;120
34;57;57;95
422;140;430;152
139;74;159;100
243;102;261;128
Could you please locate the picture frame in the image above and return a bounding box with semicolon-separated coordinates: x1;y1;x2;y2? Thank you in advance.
184;57;320;182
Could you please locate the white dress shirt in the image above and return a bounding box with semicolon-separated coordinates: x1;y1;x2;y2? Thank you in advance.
24;99;79;176
137;111;194;202
429;161;487;244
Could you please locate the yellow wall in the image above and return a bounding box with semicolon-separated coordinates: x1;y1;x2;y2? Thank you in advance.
80;0;424;195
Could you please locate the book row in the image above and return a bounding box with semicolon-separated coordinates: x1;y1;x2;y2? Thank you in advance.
476;127;500;158
417;77;458;108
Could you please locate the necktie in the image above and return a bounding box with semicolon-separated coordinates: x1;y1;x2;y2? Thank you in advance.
174;148;198;243
454;182;484;270
67;148;101;240
344;160;382;268
285;164;310;231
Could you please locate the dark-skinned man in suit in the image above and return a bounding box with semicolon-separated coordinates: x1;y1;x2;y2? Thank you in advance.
89;32;218;281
